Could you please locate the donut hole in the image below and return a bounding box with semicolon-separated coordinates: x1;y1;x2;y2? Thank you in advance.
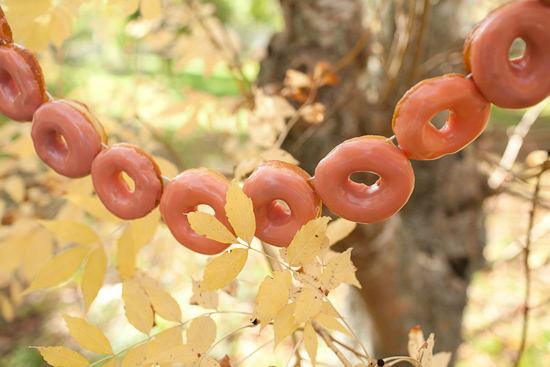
429;110;449;130
197;204;215;215
267;200;291;225
0;69;18;99
508;38;527;62
120;172;136;192
350;171;380;186
44;131;68;160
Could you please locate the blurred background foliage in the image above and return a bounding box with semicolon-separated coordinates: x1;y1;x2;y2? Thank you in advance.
0;0;549;366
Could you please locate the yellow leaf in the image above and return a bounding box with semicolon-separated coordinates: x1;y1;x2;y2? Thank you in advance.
10;279;23;306
312;313;350;336
303;322;318;366
188;212;238;245
186;316;216;352
141;0;162;19
320;248;361;292
1;135;35;157
117;225;136;280
62;314;113;355
202;249;248;291
319;301;340;319
66;177;94;196
273;303;298;347
0;294;15;322
224;181;255;245
294;287;323;325
152;156;179;179
102;358;116;367
146;326;183;365
140;273;182;323
25;246;91;293
65;195;124;223
199;356;221;367
252;270;292;331
36;346;89;367
39;220;100;245
81;245;107;312
123;0;140;17
122;278;154;335
287;217;330;267
420;334;435;367
408;326;425;360
48;8;73;47
4;175;25;203
432;352;452;367
0;237;23;276
132;208;160;251
122;342;149;367
146;345;199;364
15;20;50;52
4;0;52;20
21;227;54;283
190;278;218;310
326;218;357;246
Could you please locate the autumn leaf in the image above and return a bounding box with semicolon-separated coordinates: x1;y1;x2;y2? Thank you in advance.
62;314;113;355
117;225;136;280
25;246;92;294
81;245;107;312
294;287;323;325
146;326;183;366
65;195;124;223
273;303;298;347
122;278;154;335
303;322;318;366
48;8;73;47
187;316;217;352
141;0;162;19
408;326;425;360
122;342;149;367
132;209;160;251
326;218;357;246
145;345;199;364
287;217;330;267
190;278;219;309
140;273;182;323
0;295;14;322
312;313;350;336
20;227;53;283
421;334;435;367
38;220;100;245
319;248;361;292
224;181;256;245
253;270;292;331
202;249;248;291
199;356;222;367
36;346;89;367
188;212;238;245
4;175;25;203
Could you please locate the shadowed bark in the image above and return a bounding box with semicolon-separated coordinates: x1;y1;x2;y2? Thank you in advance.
259;0;489;361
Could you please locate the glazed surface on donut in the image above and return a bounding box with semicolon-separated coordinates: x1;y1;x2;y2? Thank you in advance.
0;44;48;121
392;74;491;160
243;160;321;247
92;143;163;220
31;100;106;178
314;136;414;224
160;168;233;255
463;0;550;109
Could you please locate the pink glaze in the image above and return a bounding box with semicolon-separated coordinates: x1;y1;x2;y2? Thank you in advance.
463;0;550;109
392;74;491;160
31;100;106;178
160;168;233;255
0;44;47;121
91;144;163;220
242;161;321;247
314;136;414;224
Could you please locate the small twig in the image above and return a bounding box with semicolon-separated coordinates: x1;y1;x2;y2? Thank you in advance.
285;334;303;367
514;160;548;367
331;338;370;361
312;321;354;367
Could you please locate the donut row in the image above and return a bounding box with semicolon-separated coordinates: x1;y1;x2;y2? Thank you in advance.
0;0;549;255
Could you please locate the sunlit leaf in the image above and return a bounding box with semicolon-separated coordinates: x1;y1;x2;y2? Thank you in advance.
146;345;199;364
117;225;136;280
294;287;323;325
123;0;140;17
4;175;25;203
408;326;425;360
141;0;162;19
224;181;255;245
326;218;357;246
202;249;248;291
190;278;218;310
10;280;23;306
312;313;350;336
188;212;238;245
146;326;183;365
287;217;330;267
48;8;73;47
420;334;435;367
62;314;113;355
1;135;36;158
152;156;179;179
303;322;318;366
273;303;298;347
20;228;54;282
0;294;15;322
38;220;100;245
65;195;124;223
252;270;292;331
36;346;89;367
319;248;361;292
132;208;160;251
199;356;221;367
122;342;149;367
102;358;116;367
140;273;182;323
122;278;154;335
81;246;107;312
25;246;91;293
187;316;217;352
0;237;23;277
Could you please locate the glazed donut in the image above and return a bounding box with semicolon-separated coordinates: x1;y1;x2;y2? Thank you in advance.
0;7;13;44
31;100;107;178
314;136;414;223
463;0;550;109
91;143;163;220
392;74;491;160
160;168;234;255
0;44;48;121
242;161;321;247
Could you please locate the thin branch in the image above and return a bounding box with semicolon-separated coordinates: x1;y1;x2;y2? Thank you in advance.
312;321;354;367
407;0;431;85
233;339;274;367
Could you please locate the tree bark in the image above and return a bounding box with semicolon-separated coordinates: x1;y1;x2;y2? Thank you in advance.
259;0;489;362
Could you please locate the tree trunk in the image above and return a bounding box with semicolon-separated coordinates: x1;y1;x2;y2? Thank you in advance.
259;0;489;362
